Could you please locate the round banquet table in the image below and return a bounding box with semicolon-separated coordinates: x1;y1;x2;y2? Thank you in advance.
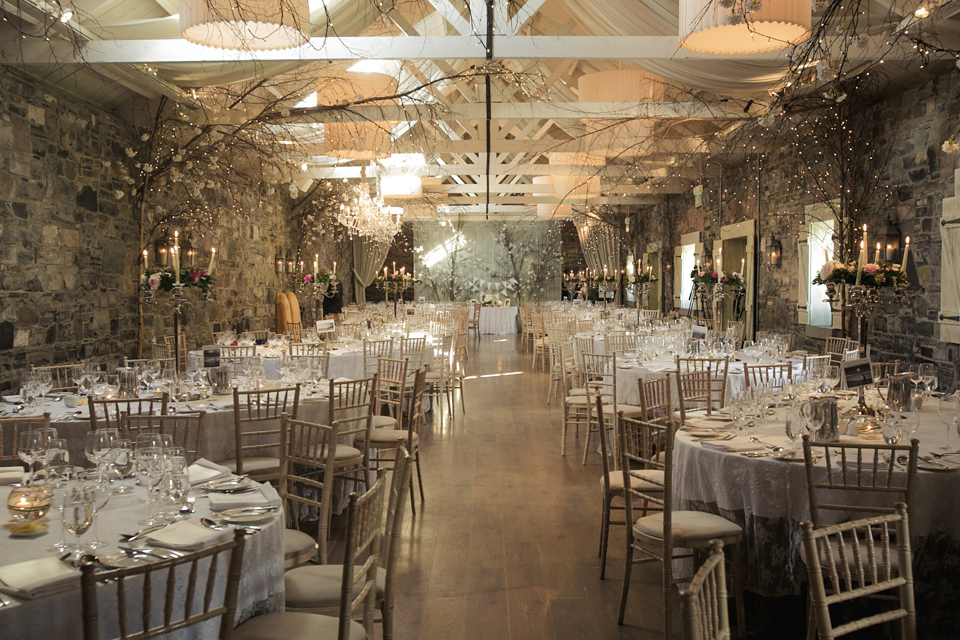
673;392;960;635
0;484;284;638
38;393;332;468
469;307;518;334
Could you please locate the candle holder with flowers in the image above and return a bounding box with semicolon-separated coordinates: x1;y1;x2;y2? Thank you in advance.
301;266;340;298
140;266;215;303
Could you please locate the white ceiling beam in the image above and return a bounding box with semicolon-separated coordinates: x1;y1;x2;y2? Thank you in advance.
427;195;669;204
426;0;473;36
304;163;686;179
506;0;547;35
10;35;922;65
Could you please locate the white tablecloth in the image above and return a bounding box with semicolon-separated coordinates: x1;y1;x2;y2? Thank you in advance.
472;307;518;334
673;393;960;600
0;485;283;638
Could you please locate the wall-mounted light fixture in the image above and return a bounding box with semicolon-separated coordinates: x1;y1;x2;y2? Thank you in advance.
769;235;782;267
275;254;285;274
881;218;902;263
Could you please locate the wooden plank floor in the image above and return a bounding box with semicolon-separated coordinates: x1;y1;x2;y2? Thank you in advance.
385;334;668;640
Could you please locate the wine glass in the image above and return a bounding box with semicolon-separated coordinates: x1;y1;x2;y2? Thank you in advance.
18;430;43;484
19;371;38;409
79;470;111;549
135;447;166;525
938;392;960;451
823;365;841;393
70;365;86;396
63;492;94;562
784;405;808;452
34;369;52;403
918;363;938;395
882;405;903;444
45;464;76;553
144;359;161;392
108;439;135;494
800;400;825;439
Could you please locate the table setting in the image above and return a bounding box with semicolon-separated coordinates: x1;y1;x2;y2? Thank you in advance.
0;441;284;637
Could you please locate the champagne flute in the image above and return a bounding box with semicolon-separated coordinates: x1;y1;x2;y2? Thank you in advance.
63;493;94;562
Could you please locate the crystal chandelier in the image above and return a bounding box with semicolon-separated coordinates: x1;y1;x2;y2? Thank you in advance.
336;185;401;243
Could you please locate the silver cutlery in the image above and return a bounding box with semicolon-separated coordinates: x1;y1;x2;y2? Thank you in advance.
122;523;167;542
0;592;11;607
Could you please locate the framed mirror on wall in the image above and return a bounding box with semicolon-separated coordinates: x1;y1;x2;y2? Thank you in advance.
643;242;662;312
720;220;756;341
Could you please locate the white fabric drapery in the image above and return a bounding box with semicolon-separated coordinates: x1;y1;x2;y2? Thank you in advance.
573;211;621;274
352;235;390;306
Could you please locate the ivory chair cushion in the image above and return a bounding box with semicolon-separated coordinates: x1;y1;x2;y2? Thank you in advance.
276;293;291;335
618;404;645;418
293;444;363;462
284;529;318;569
358;429;419;446
285;564;387;610
285;291;302;325
222;457;279;477
634;511;743;546
234;611;367;640
605;469;664;493
566;395;612;405
371;415;397;429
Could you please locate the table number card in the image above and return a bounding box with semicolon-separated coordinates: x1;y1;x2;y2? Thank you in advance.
841;358;874;389
316;319;335;334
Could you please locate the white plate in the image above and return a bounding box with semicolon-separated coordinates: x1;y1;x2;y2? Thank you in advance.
218;507;279;524
101;548;179;568
204;477;259;492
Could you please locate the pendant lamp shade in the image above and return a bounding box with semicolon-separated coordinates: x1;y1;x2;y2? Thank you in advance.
548;153;603;201
577;69;663;154
323;122;391;160
180;0;309;50
679;0;811;55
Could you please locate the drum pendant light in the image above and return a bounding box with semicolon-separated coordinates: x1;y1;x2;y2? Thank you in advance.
679;0;811;55
180;0;309;50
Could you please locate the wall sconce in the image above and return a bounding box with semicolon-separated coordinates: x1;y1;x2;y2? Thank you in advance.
154;231;176;267
285;258;296;273
275;255;285;274
881;219;902;263
769;236;782;267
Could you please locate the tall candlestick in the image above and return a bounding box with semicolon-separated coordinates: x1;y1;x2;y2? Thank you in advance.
173;231;180;284
855;240;864;285
332;261;336;275
142;249;149;269
900;236;910;273
207;247;216;275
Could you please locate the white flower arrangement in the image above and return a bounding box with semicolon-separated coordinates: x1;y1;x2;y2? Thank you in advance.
943;138;960;154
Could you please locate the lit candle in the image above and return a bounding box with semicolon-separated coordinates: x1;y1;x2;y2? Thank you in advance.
900;236;910;273
739;258;745;277
313;259;318;272
207;247;216;275
299;260;304;272
824;248;829;263
173;231;180;284
874;242;880;263
393;261;396;276
332;261;336;274
142;249;149;269
716;248;722;274
384;266;388;277
855;240;864;285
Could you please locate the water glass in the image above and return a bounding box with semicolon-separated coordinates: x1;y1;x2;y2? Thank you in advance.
135;447;167;525
79;471;112;549
63;492;94;561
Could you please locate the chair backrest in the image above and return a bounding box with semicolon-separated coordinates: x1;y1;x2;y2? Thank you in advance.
340;473;388;639
676;370;713;422
801;504;915;640
399;336;426;370
286;322;303;342
403;368;427;443
231;385;300;478
382;443;415;632
220;345;256;359
30;363;79;392
119;412;205;463
90;395;169;431
743;363;792;389
676;357;729;409
123;357;176;371
605;331;628;355
619;413;672;537
803;354;831;374
289;342;323;356
824;336;854;365
0;413;51;465
329;376;377;470
286;353;330;380
801;436;919;528
279;415;341;549
725;322;744;350
152;341;173;360
680;540;730;640
638;309;661;321
842;347;860;362
80;529;246;640
638;375;672;423
376;357;408;419
363;339;394;377
582;352;617;410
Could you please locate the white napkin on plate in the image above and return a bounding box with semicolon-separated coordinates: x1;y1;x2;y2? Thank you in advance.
187;458;231;485
208;483;282;512
700;441;765;453
0;467;25;485
145;520;232;551
0;557;80;599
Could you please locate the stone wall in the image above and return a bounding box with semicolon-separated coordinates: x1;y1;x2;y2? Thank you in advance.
667;71;960;389
0;67;298;393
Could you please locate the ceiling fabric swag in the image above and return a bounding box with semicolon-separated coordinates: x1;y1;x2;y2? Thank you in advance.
573;211;621;275
352;235;390;306
179;0;310;50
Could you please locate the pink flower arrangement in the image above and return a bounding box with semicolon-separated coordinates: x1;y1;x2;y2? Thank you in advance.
303;274;313;283
862;263;880;276
147;274;161;289
186;270;204;284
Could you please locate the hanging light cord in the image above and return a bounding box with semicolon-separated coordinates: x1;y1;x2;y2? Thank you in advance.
484;0;494;220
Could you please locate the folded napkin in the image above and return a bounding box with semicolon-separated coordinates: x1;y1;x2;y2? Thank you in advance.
145;520;232;551
700;441;765;453
0;557;80;599
187;458;231;486
208;483;282;512
0;467;25;485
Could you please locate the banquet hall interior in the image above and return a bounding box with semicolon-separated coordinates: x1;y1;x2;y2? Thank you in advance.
2;0;960;637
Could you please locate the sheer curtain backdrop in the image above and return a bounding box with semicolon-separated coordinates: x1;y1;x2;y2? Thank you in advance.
352;235;389;305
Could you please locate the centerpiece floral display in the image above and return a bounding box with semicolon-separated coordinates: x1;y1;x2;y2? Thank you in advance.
812;260;908;288
723;271;746;289
691;269;719;286
628;271;658;284
140;266;215;294
302;266;339;286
